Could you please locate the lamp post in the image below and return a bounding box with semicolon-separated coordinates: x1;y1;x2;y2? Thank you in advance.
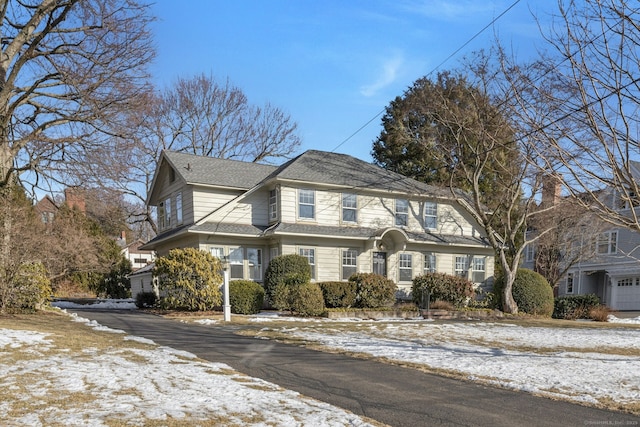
221;256;231;322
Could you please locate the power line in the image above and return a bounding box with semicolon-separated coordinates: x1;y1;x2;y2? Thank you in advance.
330;0;523;153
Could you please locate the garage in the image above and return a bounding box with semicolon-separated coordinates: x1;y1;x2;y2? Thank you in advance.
610;277;640;311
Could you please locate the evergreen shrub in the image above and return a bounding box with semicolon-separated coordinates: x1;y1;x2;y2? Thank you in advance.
289;282;325;316
135;291;157;309
8;262;52;311
229;280;265;315
350;273;396;308
154;248;222;311
264;254;311;306
494;269;554;316
553;294;601;320
411;273;475;308
318;281;356;308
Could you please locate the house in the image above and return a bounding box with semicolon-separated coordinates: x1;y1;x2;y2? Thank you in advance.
139;150;495;299
523;172;640;311
34;195;57;225
117;232;155;271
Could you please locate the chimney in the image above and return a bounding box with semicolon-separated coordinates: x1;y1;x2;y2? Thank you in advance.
65;188;86;214
541;174;562;207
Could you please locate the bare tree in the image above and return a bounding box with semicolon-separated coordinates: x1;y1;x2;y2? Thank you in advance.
92;74;302;233
0;0;155;192
522;0;640;231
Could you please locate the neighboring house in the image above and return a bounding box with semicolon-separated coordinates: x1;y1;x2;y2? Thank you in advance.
140;150;495;299
34;195;57;225
523;171;640;311
118;234;156;271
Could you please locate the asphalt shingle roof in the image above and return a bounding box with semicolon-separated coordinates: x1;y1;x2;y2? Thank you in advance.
164;151;278;189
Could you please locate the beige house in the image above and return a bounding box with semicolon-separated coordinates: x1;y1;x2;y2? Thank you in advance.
140;150;495;298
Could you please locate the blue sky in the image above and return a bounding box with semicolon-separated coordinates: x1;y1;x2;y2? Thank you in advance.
149;1;553;162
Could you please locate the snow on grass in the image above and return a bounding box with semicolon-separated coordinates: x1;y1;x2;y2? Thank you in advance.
1;315;376;427
264;320;640;407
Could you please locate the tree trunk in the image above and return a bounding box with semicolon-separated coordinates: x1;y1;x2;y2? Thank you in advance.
501;270;519;314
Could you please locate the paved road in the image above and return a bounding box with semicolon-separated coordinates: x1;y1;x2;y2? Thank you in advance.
72;309;639;427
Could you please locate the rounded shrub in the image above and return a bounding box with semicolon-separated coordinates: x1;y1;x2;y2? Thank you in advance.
135;291;157;309
264;254;311;306
493;269;554;316
154;248;222;311
229;280;265;315
289;282;325;316
411;273;475;308
350;273;397;308
8;262;52;312
318;281;357;308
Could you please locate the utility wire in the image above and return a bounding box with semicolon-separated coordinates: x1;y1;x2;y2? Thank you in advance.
330;0;523;153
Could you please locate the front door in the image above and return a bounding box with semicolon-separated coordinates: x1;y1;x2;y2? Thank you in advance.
373;252;387;277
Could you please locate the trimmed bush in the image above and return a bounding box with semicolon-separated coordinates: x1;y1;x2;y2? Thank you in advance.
289;282;325;316
264;254;311;305
494;269;554;316
411;273;475;308
8;262;52;312
135;291;157;309
318;281;356;308
553;294;600;320
154;248;222;311
229;280;265;315
350;273;397;308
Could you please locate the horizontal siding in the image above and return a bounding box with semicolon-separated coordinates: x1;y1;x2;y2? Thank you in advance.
192;188;240;222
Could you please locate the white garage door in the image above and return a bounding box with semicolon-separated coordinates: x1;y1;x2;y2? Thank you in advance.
611;278;640;311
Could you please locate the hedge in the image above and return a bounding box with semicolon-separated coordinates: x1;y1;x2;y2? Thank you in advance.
229;280;265;315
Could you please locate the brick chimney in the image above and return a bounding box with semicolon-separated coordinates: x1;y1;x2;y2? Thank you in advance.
65;188;86;214
541;174;562;207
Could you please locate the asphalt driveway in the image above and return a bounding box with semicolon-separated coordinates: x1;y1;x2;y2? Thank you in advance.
70;309;639;427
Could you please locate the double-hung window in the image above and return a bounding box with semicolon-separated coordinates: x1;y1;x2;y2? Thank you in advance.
395;199;408;227
210;247;224;261
175;192;183;225
566;272;574;293
298;189;315;219
342;249;357;280
299;248;315;279
342;193;357;223
399;253;412;282
472;257;486;283
164;197;172;228
229;247;244;279
423;253;436;273
596;231;617;255
247;248;262;281
424;201;437;229
454;256;468;278
269;189;277;221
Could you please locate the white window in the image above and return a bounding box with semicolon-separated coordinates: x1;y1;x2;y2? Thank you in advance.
269;189;277;221
455;256;468;278
210;246;224;260
298;189;315;219
342;249;357;280
596;231;617;255
164;197;171;228
424;201;437;229
247;248;262;281
395;199;408;227
269;247;279;262
157;202;165;230
423;253;436;273
472;257;486;283
342;193;357;223
229;247;244;279
399;253;412;282
299;247;315;279
566;272;574;293
175;192;183;224
525;243;535;263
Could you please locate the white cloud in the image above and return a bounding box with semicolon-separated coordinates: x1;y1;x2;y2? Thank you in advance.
360;54;404;97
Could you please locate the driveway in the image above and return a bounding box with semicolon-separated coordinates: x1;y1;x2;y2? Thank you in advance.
71;309;639;427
